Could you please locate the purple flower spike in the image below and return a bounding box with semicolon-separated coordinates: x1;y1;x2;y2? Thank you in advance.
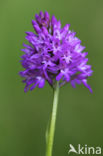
20;11;93;92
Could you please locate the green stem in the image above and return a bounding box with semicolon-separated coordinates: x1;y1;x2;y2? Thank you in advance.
46;82;60;156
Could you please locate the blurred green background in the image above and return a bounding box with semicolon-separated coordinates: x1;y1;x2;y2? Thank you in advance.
0;0;103;155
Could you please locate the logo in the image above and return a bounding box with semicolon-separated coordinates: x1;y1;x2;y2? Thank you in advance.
68;144;102;155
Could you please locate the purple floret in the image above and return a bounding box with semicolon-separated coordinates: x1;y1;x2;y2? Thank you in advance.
20;11;93;92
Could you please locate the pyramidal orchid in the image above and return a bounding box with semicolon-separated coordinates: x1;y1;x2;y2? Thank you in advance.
19;11;93;156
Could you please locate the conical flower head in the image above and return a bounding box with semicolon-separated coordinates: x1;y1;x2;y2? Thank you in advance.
20;11;93;92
